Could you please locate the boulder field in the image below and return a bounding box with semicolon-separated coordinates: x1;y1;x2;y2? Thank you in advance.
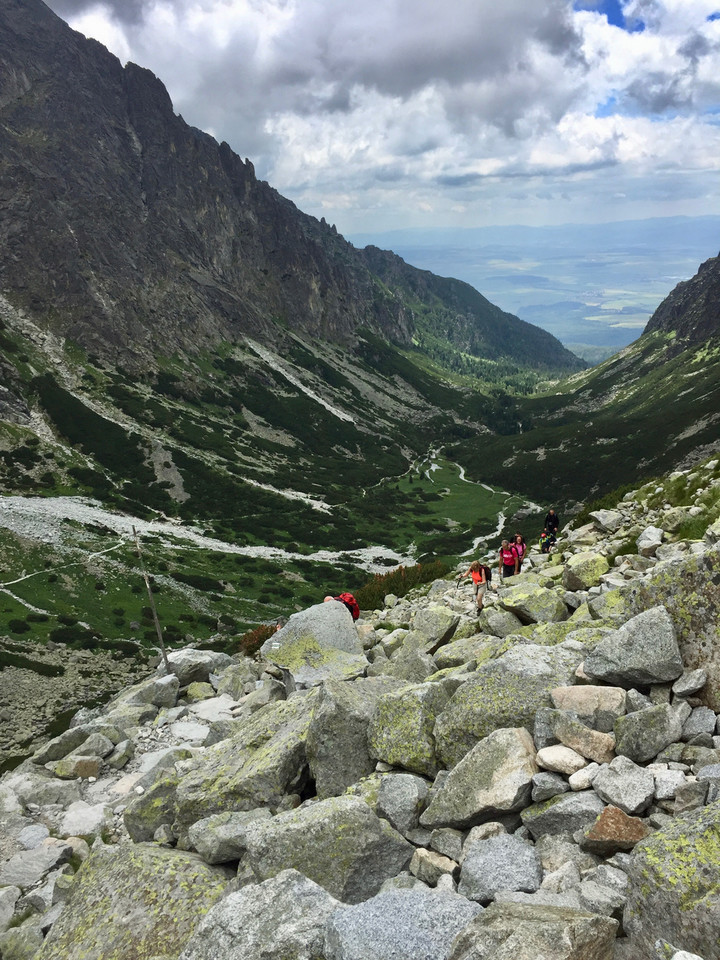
1;461;720;960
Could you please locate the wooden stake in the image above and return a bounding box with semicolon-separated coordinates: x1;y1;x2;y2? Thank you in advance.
132;525;170;673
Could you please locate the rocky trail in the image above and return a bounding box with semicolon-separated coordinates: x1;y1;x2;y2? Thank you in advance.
1;458;720;959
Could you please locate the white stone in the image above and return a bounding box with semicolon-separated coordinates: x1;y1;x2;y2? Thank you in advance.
536;745;587;776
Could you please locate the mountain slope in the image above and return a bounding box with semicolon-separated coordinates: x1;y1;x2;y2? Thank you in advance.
0;0;581;376
451;252;720;508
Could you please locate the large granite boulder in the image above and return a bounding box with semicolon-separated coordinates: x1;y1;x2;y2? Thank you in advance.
447;901;617;960
623;800;720;960
307;676;404;798
179;869;339;960
562;552;610;591
261;601;367;687
498;586;568;625
420;728;538;829
434;645;580;768
411;605;460;651
583;606;683;687
368;681;450;777
36;843;229;960
187;808;273;864
241;795;414;903
521;791;606;839
159;648;234;686
325;887;481;960
173;694;316;831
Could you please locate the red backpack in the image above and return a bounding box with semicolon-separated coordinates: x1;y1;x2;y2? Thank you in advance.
335;593;360;621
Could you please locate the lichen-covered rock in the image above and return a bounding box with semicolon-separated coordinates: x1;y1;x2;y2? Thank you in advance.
498;585;569;625
562;552;610;591
0;924;44;960
307;676;404;798
36;843;229;960
261;601;367;687
241;795;414;903
420;728;538;829
325;887;481;960
114;673;179;709
477;607;525;638
614;704;683;764
521;791;606;839
173;693;316;831
410;605;460;650
623;800;720;960
434;645;579;768
447;901;618;960
368;681;450;777
584;606;683;687
187;808;273;864
179;869;339;960
123;768;180;842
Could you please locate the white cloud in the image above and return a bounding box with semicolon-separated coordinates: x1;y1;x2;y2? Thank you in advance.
45;0;720;231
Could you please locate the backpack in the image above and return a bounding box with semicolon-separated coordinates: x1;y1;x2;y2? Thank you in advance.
335;592;360;621
481;564;492;584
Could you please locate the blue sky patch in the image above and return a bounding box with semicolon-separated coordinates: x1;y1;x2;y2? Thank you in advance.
574;0;645;32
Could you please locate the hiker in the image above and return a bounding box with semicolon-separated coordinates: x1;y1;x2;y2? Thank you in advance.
540;528;554;553
513;533;527;572
458;560;490;613
324;593;360;620
498;539;519;580
545;508;560;536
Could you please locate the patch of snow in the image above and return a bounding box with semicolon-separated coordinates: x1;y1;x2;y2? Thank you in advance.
246;339;355;423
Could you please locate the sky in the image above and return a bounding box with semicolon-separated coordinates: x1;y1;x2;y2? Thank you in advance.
44;0;720;237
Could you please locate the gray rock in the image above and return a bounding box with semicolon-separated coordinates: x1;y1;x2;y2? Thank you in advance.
0;842;73;891
682;707;717;742
17;824;50;850
458;833;542;902
307;676;403;798
173;694;316;831
325;888;481;960
589;510;624;533
159;648;234;686
187;809;273;863
627;689;653;712
0;924;44;960
430;828;464;863
59;800;112;839
498;584;569;624
368;681;450;777
124;768;180;843
477;607;525;638
637;525;664;557
179;869;339;960
420;727;538;829
376;773;429;836
215;658;262;699
672;669;708;698
534;834;599;874
261;601;367;687
31;726;93;765
653;768;688;801
577;878;625;917
624;800;720;960
434;644;579;768
447;901;618;960
584;606;683;687
615;704;684;764
242;795;414;903
0;886;20;934
591;756;655;815
36;843;229;960
521;791;606;840
532;772;570;802
550;685;627;733
411;604;460;650
115;673;179;708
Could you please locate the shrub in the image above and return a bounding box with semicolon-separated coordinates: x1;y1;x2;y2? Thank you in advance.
8;619;30;634
237;623;276;657
354;560;450;611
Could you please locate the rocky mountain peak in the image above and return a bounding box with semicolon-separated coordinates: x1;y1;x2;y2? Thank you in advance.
643;252;720;346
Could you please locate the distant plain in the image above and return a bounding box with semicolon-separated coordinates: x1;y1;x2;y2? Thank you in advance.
350;216;720;361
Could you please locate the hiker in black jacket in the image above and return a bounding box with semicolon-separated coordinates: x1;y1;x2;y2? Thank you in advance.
544;508;560;535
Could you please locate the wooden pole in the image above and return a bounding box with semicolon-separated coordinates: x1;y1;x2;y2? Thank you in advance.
132;525;170;673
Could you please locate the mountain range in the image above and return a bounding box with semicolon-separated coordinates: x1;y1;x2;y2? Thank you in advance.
0;0;719;658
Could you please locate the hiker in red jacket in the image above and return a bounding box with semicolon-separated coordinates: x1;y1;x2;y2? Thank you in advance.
498;539;519;580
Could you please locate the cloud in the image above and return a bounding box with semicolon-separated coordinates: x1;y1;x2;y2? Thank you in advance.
43;0;720;231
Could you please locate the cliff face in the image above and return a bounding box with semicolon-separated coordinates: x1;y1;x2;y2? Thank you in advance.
643;253;720;346
0;0;578;374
